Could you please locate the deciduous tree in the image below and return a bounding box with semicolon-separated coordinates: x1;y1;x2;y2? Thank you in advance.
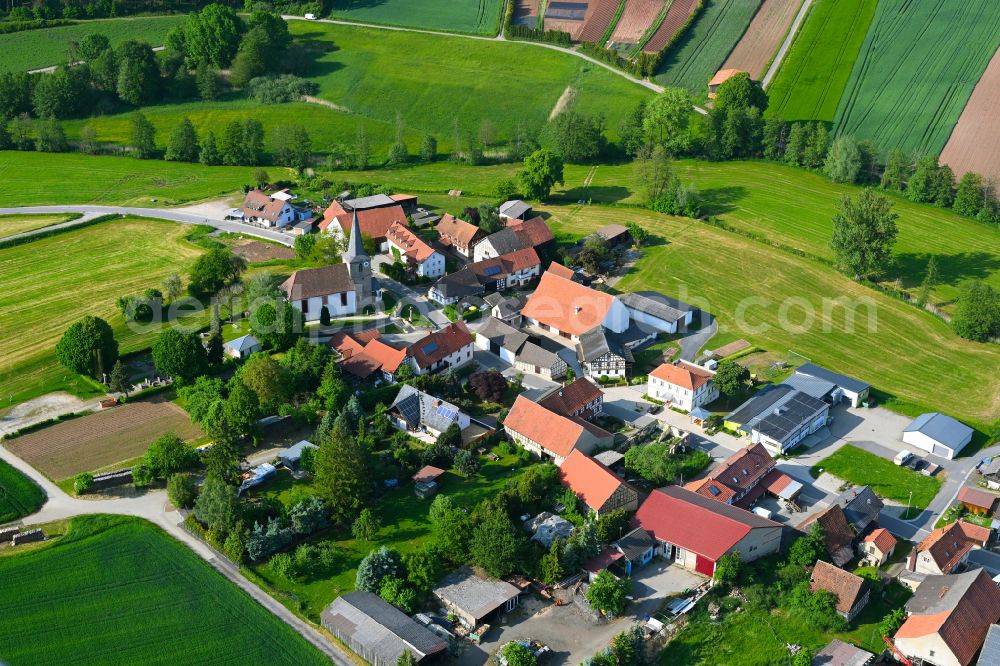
586;570;629;616
55;315;118;379
830;189;899;280
151;328;206;383
518;148;564;200
165;117;198;162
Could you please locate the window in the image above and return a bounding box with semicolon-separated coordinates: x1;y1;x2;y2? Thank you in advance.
340;292;348;306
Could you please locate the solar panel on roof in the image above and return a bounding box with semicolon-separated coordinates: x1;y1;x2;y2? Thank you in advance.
422;341;438;354
483;266;502;276
437;405;456;419
709;486;721;496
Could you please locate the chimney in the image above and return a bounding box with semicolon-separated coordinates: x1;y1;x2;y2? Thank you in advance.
575;306;583;314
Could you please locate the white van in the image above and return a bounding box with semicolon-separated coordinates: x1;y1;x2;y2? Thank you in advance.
304;12;317;20
894;450;914;466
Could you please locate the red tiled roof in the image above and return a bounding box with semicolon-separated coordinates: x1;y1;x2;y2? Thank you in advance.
558;449;630;513
467;248;541;281
709;68;745;87
706;443;775;496
584;546;624;573
688;478;737;503
503;395;586;458
319;201;408;240
436;214;483;248
764;470;794;495
341;339;408;378
650;360;714;391
242;189;289;223
634;486;780;562
328;329;382;358
410;322;474;369
799;504;855;566
508;216;554;247
957;485;997;511
810;560;868;615
547;262;576;280
521;271;616;337
539;378;603;416
387;221;437;263
864;527;897;554
917;520;992;573
413;465;446;483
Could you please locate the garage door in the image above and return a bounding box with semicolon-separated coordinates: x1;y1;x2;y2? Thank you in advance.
695;555;715;576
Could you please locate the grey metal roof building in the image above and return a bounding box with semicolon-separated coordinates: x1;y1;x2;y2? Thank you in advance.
978;623;1000;665
480;228;522;255
752;391;829;445
795;363;870;394
833;486;883;533
477;317;529;352
576;326;634;364
904;413;974;454
433;568;520;629
614;527;656;562
725;385;795;427
430;268;484;301
619;292;687;324
781;374;838;402
344;193;397;210
499;199;532;220
811;638;874;666
321;591;447;666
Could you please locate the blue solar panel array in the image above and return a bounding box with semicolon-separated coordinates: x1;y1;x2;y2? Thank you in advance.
422;341;438;354
483;266;502;277
436;404;457;419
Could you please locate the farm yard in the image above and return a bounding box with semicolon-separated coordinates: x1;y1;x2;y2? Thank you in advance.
325;0;503;34
609;0;664;45
833;0;1000;157
0;515;329;665
543;0;593;39
0;15;185;73
939;46;1000;184
0;216;205;406
765;0;877;123
0;459;44;524
722;0;804;79
654;0;762;95
0;213;78;239
643;0;699;53
4;397;202;481
576;0;622;43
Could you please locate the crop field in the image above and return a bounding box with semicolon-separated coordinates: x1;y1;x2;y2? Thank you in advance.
610;0;664;44
765;0;877;123
654;0;762;95
577;0;622;42
643;0;698;53
0;216;206;406
0;151;259;207
939;46;1000;184
325;0;502;34
5;397;201;480
0;213;77;239
833;0;1000;157
0;15;185;73
0;515;328;665
289;21;652;151
0;459;44;523
722;0;804;79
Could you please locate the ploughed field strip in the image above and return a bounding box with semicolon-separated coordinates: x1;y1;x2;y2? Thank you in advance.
577;0;622;42
610;0;665;44
939;45;1000;184
722;0;804;78
643;0;698;52
4;398;202;480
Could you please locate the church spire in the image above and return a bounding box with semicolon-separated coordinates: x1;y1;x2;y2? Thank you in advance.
344;208;365;261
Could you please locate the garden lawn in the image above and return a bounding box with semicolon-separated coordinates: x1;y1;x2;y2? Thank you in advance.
765;0;877;123
0;515;328;665
0;459;44;523
289;21;651;153
0;16;185;73
0;213;78;239
653;0;762;95
0;217;206;406
833;0;1000;157
811;445;941;509
0;151;260;206
249;450;538;621
324;0;503;34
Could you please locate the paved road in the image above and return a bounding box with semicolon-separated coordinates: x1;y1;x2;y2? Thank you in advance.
761;0;813;88
0;205;294;246
677;314;717;361
0;444;351;664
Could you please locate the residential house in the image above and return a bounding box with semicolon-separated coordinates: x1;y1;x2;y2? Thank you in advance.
686;442;801;510
484;293;523;326
558;449;639;519
389;385;470;438
724;385;830;454
427;249;541;305
475;317;567;379
503;395;613;465
648;360;718;411
799;504;856;567
893;569;1000;666
386;221;445;278
513;340;567;380
223;334;262;360
792;363;871;407
611;527;657;576
319;199;409;249
539;378;604;418
241;189;296;227
499;199;533;222
980;457;1000;491
528;512;575;549
279;440;317;470
433;568;521;629
576;326;634;379
473;228;522;263
834;486;884;536
620;292;693;334
634;486;783;577
320;591;448;666
810;560;870;621
522;270;630;342
341;338;410;383
410;322;475;375
859;528;897;567
811;639;874;666
329;328;383;358
909;520;992;575
436;214;484;258
904;413;974;460
506;216;554;254
959;486;998;515
427;268;483;305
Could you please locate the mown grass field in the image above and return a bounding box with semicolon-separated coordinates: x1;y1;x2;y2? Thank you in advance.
833;0;1000;157
0;515;328;665
288;21;651;150
810;445;942;509
765;0;877;123
0;15;185;73
0;151;263;206
653;0;762;95
0;459;44;523
323;0;503;34
0;217;206;406
0;213;78;238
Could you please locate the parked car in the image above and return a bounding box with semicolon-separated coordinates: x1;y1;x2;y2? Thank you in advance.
648;404;663;414
894;450;914;466
304;12;317;19
921;462;940;477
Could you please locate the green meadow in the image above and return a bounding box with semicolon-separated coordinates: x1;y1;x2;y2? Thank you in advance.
324;0;504;34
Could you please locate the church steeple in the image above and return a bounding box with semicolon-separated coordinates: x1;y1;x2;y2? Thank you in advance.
344;208;366;262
